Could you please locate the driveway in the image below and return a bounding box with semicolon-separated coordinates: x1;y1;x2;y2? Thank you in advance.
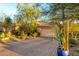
0;27;58;56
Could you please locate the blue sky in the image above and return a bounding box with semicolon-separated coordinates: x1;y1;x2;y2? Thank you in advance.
0;3;17;19
0;3;50;20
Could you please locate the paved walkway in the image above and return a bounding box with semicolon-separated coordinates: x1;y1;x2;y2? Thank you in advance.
3;37;58;56
0;27;58;56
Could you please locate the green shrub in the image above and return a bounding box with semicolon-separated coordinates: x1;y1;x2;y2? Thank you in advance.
69;37;77;44
77;32;79;38
11;30;21;37
76;48;79;52
0;32;3;35
0;32;4;38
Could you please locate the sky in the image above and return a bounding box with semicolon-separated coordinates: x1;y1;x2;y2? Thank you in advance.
39;3;51;20
0;3;51;20
0;3;17;19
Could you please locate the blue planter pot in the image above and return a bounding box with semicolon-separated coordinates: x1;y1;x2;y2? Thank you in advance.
57;48;69;56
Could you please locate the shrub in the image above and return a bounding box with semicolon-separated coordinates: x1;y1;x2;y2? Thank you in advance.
11;30;21;37
77;32;79;38
0;32;4;37
69;37;77;45
76;48;79;52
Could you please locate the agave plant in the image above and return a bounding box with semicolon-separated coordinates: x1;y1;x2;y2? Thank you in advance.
56;30;64;50
55;21;64;50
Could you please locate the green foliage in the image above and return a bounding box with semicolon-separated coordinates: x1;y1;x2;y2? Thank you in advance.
4;16;12;30
13;3;41;38
55;27;64;49
0;32;4;38
17;3;41;22
69;37;77;45
30;20;37;33
4;17;12;26
0;32;3;35
50;3;79;20
77;32;79;38
76;48;79;52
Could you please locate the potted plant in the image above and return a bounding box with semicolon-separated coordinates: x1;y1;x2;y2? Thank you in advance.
55;22;69;56
55;29;65;56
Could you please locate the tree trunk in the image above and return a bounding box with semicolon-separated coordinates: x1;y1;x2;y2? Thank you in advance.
62;8;65;20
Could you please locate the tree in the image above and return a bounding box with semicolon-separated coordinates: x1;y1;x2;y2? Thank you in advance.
3;16;12;32
17;3;41;23
4;16;12;26
48;3;79;32
49;3;79;50
49;3;79;20
14;3;42;37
